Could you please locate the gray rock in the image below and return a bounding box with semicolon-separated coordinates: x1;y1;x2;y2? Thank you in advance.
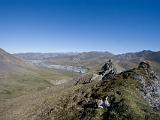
135;62;160;110
99;59;117;80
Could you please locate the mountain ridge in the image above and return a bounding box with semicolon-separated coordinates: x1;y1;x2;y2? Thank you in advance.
0;48;160;120
1;60;159;120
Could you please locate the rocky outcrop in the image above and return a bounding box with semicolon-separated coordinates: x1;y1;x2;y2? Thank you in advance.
135;61;160;110
99;59;117;80
75;59;117;85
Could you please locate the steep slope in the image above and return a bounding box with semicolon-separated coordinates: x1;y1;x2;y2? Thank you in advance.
0;48;39;74
0;48;52;100
1;61;160;120
0;48;78;103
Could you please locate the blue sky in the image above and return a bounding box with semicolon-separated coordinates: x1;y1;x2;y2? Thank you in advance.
0;0;160;54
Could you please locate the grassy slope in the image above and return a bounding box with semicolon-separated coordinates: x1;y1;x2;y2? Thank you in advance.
1;66;160;120
0;67;76;101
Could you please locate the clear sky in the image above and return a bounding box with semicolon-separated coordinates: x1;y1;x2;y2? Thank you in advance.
0;0;160;54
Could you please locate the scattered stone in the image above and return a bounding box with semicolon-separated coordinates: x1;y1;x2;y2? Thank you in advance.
91;74;102;81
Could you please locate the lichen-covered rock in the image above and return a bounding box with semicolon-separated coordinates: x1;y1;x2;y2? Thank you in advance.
99;59;117;80
135;61;160;110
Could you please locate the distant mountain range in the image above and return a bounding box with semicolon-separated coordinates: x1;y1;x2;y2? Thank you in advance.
14;50;160;75
15;50;160;63
14;52;79;60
